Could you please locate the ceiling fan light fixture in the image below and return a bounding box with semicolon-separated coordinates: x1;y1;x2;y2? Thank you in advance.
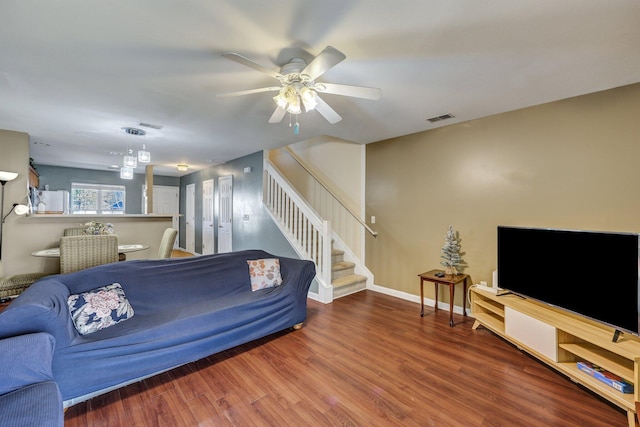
273;93;288;109
287;97;302;115
300;86;317;111
281;85;297;104
221;46;377;127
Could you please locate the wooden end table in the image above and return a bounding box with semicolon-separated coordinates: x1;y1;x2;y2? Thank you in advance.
418;270;472;327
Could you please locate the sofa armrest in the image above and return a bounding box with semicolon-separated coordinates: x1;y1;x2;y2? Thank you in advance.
0;280;76;347
0;381;63;427
0;332;56;396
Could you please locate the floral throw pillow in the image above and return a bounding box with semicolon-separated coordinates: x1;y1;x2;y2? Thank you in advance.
67;283;134;335
247;258;283;291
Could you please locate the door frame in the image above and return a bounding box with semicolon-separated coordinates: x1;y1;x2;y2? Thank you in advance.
202;179;215;255
217;175;233;253
185;183;196;254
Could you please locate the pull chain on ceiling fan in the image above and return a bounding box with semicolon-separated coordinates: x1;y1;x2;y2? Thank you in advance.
217;46;381;130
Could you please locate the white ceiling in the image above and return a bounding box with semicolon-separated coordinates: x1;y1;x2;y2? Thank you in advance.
1;1;639;177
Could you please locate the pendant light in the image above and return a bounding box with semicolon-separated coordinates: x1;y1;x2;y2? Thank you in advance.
120;127;148;179
120;166;134;180
123;149;137;168
137;144;150;163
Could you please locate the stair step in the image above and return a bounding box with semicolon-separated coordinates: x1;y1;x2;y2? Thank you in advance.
331;248;345;264
332;273;366;287
332;261;355;280
333;274;367;298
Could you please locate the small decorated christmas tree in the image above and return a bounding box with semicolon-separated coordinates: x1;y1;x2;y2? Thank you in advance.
440;225;467;275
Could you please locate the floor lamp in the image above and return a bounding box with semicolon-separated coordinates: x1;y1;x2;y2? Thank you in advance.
0;171;19;259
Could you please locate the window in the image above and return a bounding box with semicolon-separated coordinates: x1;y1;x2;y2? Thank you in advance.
71;183;126;214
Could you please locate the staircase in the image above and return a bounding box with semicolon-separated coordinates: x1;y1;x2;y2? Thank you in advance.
263;158;373;303
331;248;367;299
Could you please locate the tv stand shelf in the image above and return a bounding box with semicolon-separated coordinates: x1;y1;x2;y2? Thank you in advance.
471;287;640;427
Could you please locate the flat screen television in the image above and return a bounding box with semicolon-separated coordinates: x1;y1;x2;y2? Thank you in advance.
497;226;640;337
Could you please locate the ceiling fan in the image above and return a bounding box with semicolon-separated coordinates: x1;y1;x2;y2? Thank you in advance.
218;46;381;125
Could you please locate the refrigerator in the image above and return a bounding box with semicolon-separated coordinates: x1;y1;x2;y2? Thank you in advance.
36;190;70;214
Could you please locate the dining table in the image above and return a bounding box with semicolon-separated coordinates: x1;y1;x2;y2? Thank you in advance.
31;244;150;258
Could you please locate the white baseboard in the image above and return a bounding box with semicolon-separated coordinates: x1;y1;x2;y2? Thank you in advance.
368;283;470;316
307;282;473;316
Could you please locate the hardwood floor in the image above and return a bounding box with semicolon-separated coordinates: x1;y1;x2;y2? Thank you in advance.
64;291;628;426
170;249;194;258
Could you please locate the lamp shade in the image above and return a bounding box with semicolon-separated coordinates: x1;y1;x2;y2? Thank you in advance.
300;87;317;111
0;171;18;182
13;204;29;215
287;97;302;115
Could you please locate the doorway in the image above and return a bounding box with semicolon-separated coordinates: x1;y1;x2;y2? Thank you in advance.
146;185;180;248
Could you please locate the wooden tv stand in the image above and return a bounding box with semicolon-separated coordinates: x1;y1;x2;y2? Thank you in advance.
471;287;640;427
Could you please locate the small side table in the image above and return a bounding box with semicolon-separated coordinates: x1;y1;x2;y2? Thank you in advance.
418;270;472;327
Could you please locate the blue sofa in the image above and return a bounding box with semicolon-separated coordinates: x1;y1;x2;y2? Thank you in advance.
0;249;315;415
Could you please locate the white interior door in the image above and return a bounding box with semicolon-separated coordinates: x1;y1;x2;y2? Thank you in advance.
218;175;233;253
152;185;180;248
186;183;195;254
202;179;214;255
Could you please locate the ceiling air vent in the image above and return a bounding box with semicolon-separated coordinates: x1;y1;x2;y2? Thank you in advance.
139;122;164;130
426;113;455;123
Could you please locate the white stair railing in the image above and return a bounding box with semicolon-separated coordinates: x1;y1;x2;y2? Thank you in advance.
263;159;333;303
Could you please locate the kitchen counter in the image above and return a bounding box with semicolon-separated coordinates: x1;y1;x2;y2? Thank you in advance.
6;214;179;276
26;214;179;219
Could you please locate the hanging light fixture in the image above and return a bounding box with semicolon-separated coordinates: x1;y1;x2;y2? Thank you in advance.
120;166;134;180
120;127;148;167
123;148;137;168
137;144;150;163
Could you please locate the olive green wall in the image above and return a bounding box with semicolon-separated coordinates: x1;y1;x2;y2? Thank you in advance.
365;83;640;307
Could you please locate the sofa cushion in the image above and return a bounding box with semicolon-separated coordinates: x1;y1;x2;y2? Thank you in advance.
67;283;134;335
247;258;283;291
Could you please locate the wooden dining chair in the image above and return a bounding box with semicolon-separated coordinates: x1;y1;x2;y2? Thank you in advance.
59;235;119;274
158;228;178;258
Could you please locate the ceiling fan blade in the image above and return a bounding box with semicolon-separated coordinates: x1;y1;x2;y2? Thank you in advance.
217;87;281;98
269;107;286;123
317;83;381;100
222;53;283;80
301;46;346;81
314;96;342;124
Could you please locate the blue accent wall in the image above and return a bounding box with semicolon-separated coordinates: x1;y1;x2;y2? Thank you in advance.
179;151;297;258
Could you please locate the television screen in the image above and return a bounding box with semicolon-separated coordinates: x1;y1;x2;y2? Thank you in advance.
497;226;640;335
